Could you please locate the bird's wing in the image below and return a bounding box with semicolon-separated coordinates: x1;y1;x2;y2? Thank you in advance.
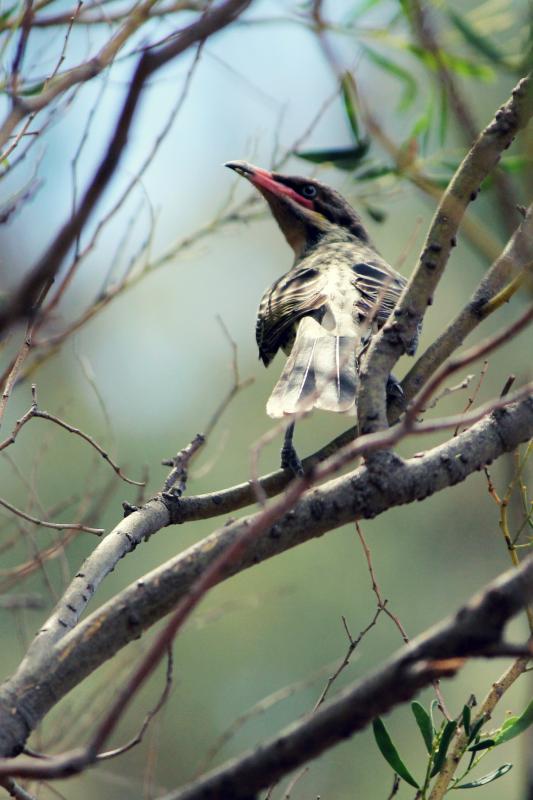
350;260;406;327
256;266;326;366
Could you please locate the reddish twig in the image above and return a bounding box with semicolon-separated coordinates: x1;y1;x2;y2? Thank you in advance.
313;609;381;710
96;646;173;762
355;522;408;642
405;305;533;428
454;360;489;436
0;384;143;486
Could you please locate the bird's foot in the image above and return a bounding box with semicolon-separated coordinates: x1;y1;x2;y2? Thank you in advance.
280;442;304;478
386;374;406;410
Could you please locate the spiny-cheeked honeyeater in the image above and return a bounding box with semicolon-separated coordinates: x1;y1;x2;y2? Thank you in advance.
225;161;418;470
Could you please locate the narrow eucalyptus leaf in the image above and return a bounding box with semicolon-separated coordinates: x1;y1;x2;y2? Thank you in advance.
372;718;420;788
430;699;439;729
341;73;361;141
0;4;16;22
499;155;528;173
468;717;486;743
20;82;45;96
355;164;396;181
430;720;457;776
456;763;512;789
447;10;507;66
364;204;387;223
494;700;533;745
468;738;495;752
359;44;417;110
296;145;369;170
411;702;434;753
462;706;471;737
438;86;448;146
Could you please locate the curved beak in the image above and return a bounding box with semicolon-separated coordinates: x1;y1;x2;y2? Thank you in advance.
224;160;258;178
224;160;314;209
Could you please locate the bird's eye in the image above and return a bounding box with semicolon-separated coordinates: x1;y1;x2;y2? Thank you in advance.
301;185;317;199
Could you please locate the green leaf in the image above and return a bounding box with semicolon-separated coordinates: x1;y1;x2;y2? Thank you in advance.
359;44;417;110
468;716;486;744
364;204;387;223
19;81;45;97
407;44;494;80
439;51;494;80
430;699;440;731
468;738;495;752
372;718;420;788
447;10;507;67
410;109;431;140
411;702;434;753
500;715;519;733
430;720;457;777
355;164;396;181
344;0;382;23
493;700;533;745
296;144;370;170
397;0;412;21
462;706;471;737
456;763;513;789
438;85;448;146
341;73;361;141
499;155;529;174
0;4;17;22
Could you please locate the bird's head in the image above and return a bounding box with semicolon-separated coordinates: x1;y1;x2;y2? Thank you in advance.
225;160;371;257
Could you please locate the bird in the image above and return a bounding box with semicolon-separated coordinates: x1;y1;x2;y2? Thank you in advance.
225;160;417;474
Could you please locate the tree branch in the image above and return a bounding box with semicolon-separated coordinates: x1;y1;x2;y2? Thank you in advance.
357;74;533;437
160;556;533;800
0;0;252;335
0;394;531;758
399;202;533;408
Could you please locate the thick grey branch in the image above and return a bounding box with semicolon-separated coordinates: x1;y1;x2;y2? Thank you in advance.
163;555;533;799
357;75;532;437
401;203;533;405
0;395;531;758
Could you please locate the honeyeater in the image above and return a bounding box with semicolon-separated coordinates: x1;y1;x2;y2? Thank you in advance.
225;160;416;472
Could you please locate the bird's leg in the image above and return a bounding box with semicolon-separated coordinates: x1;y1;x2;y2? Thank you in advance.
281;421;304;477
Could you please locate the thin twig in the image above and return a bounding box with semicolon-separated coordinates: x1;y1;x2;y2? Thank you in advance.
96;646;174;761
32;407;144;486
454;361;489;436
0;497;103;535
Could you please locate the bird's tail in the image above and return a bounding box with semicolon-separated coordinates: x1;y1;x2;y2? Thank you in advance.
266;317;358;418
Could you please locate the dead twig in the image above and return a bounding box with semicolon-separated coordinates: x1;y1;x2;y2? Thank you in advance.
0;497;103;535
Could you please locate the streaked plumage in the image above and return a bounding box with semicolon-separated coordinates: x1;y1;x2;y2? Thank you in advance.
225;161;416;422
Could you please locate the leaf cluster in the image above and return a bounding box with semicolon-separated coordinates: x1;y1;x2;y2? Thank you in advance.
373;697;533;796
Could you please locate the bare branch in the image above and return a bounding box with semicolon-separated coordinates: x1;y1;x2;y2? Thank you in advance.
95;647;174;762
408;0;519;234
0;394;530;759
158;556;533;800
400;203;533;407
31;407;144;487
357;74;533;438
0;0;253;335
0;497;103;535
0;385;143;485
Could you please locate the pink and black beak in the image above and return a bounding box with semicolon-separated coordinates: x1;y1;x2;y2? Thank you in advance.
225;160;326;255
224;161;314;210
